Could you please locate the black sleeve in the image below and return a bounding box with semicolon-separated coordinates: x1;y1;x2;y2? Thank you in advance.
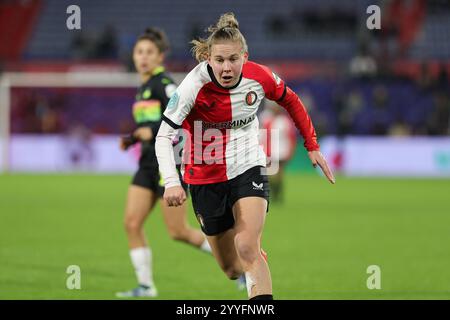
156;76;177;113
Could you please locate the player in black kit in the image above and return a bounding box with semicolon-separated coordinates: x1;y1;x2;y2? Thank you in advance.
116;28;212;298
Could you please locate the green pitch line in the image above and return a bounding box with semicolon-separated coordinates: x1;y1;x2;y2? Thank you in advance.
0;174;449;299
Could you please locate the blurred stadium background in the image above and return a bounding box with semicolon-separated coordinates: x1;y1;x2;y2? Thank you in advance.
0;0;449;299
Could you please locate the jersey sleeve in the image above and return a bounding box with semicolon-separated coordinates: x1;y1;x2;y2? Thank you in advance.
260;65;287;101
156;68;200;188
161;72;197;129
158;77;178;112
155;121;181;188
262;66;320;152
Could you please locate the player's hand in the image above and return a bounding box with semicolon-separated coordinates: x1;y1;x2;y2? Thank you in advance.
119;135;137;151
134;127;153;141
164;186;187;207
308;150;335;184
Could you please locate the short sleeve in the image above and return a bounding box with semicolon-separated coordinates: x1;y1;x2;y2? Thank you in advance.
162;75;196;128
160;80;177;106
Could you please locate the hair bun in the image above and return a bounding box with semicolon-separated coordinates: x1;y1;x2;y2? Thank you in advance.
144;27;162;39
136;27;169;52
216;12;239;29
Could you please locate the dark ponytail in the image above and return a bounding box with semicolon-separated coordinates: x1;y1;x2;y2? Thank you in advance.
135;27;169;53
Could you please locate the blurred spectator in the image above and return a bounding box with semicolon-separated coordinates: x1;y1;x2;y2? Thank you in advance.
379;0;426;59
427;0;450;12
95;25;119;59
300;6;356;33
266;5;356;37
11;90;62;134
349;42;378;79
266;14;288;36
388;119;412;136
299;90;328;136
426;92;450;135
416;62;434;92
70;26;118;60
335;89;363;136
188;19;205;45
70;31;95;60
436;63;449;93
22;91;40;132
35;94;63;133
370;85;391;135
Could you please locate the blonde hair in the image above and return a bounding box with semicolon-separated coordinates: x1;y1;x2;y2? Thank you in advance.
191;12;248;62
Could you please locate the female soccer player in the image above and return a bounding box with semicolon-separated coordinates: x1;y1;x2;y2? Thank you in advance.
155;13;335;300
116;28;211;298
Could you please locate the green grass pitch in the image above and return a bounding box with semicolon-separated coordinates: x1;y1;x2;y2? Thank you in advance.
1;173;449;299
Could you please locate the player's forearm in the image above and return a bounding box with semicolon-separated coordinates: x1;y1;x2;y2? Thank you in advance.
155;122;181;188
279;87;319;151
134;122;162;141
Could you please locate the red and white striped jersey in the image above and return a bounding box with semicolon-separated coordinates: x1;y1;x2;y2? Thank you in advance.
156;60;319;186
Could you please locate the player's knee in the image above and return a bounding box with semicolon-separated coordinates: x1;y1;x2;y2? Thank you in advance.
124;215;142;234
167;226;188;242
235;237;258;264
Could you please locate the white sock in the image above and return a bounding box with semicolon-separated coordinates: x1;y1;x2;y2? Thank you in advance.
245;271;255;297
130;247;154;288
200;239;212;253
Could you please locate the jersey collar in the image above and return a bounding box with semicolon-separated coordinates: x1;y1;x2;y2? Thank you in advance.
152;66;165;76
141;66;165;86
207;64;242;90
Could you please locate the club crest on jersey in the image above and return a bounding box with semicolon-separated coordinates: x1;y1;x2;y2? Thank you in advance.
245;91;258;106
167;91;179;109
